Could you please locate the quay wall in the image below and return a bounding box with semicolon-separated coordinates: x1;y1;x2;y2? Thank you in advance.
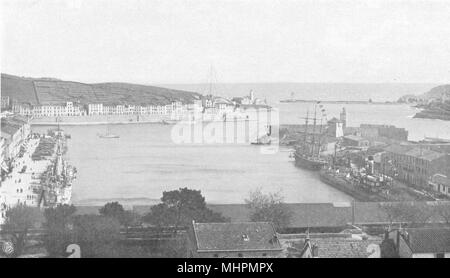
30;114;171;125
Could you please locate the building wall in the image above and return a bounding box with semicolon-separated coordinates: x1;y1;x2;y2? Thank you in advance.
360;124;408;141
429;180;450;197
381;152;448;187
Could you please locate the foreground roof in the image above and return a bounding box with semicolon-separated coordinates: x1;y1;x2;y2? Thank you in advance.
192;221;282;252
404;228;450;253
280;233;382;258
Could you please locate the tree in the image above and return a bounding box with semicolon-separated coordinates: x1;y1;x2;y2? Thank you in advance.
99;201;126;222
143;187;229;230
245;188;292;230
73;215;122;258
380;202;434;226
43;204;77;257
99;202;141;229
3;204;41;257
433;202;450;224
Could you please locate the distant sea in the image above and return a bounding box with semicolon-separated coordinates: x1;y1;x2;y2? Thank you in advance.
159;82;438;103
32;83;450;206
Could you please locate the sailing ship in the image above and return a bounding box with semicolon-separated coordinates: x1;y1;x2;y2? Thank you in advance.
293;104;328;170
98;120;119;138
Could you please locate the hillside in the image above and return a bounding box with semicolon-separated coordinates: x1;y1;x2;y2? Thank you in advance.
401;84;450;121
423;84;450;100
1;73;202;106
398;84;450;103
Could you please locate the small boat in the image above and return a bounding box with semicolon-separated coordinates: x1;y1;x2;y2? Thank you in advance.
99;133;120;139
251;141;271;145
98;120;120;139
161;120;175;125
251;135;272;145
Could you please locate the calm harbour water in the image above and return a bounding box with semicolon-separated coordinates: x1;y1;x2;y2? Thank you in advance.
32;84;450;205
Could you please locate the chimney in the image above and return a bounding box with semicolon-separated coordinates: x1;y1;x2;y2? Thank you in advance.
312;244;319;258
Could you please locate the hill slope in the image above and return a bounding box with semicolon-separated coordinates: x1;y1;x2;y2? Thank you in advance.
1;73;201;106
407;84;450;121
398;84;450;103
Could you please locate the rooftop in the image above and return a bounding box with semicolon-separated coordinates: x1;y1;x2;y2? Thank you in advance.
430;174;450;187
328;117;342;123
344;135;367;141
403;228;450;253
280;233;382;258
384;144;446;161
192;221;282;252
207;201;450;228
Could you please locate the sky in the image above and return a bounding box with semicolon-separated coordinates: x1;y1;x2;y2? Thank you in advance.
1;0;450;84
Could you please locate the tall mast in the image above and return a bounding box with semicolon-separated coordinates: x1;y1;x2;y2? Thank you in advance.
311;104;317;157
304;109;309;145
317;117;323;157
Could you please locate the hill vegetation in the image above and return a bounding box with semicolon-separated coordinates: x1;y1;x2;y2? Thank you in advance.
1;73;201;106
397;84;450;121
398;84;450;103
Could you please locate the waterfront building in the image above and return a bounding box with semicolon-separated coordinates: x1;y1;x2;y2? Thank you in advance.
342;135;370;148
14;102;85;117
237;90;266;105
360;124;408;142
428;174;450;197
327;117;344;138
187;221;283;258
381;144;449;187
1;96;11;110
88;103;104;115
12;102;33;116
1;116;31;160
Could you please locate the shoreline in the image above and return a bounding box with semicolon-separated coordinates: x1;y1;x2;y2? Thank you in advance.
31;120;171;126
279;99;404;105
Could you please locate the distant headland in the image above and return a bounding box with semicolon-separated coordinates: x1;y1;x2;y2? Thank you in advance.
398;84;450;121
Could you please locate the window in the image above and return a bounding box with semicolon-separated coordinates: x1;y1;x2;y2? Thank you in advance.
436;253;444;258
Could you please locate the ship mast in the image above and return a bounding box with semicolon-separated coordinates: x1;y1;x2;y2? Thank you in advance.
303;109;309;151
317;117;323;158
311;104;317;157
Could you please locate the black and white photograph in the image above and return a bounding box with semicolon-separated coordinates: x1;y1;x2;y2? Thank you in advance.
0;0;449;260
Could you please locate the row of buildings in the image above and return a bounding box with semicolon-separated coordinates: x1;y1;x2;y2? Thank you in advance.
7;91;268;119
11;100;192;117
1;115;31;168
380;144;450;196
187;221;450;258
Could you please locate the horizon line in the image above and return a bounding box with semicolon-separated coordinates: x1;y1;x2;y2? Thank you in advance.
1;72;446;86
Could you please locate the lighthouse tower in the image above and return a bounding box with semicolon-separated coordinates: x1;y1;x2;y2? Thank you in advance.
340;107;347;129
